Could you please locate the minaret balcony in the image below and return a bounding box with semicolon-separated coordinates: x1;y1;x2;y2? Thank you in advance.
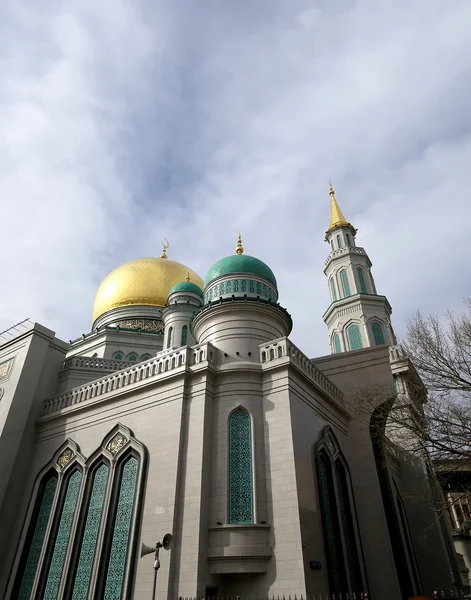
324;245;367;267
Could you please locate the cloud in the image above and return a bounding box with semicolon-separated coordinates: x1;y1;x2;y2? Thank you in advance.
1;0;470;358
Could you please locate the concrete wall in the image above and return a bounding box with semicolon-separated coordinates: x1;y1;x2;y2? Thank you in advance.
0;323;67;577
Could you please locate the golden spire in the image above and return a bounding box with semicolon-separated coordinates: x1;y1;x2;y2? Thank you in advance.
185;271;190;282
160;238;169;259
235;232;244;255
327;181;353;232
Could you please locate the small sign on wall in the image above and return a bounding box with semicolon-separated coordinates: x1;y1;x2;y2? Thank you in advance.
310;561;322;570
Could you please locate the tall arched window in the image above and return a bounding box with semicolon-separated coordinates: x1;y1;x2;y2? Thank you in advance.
315;428;365;598
15;472;58;600
229;408;253;524
40;469;83;599
340;270;351;297
181;325;188;346
11;429;146;600
346;233;351;247
99;455;139;598
333;333;342;354
336;234;343;249
330;278;338;301
371;322;385;345
347;324;363;350
167;327;173;349
331;240;335;252
70;463;109;598
357;267;367;294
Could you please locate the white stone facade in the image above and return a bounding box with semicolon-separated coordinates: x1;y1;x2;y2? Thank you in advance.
0;234;462;600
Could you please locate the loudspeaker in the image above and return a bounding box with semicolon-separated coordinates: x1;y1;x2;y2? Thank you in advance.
162;533;173;551
140;543;155;558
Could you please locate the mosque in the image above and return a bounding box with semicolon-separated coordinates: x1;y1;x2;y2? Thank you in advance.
0;185;465;600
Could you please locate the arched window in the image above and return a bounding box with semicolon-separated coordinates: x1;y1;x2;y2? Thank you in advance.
229;409;253;524
340;270;351;297
347;324;363;350
167;327;173;349
40;469;83;598
357;267;367;294
333;333;342;354
336;234;343;249
112;352;123;361
140;354;152;362
181;325;188;346
371;322;385;345
98;455;139;598
12;430;145;600
126;353;138;362
315;428;365;598
331;240;335;252
14;472;58;599
330;278;338;301
317;450;347;594
70;463;109;597
346;233;351;247
394;375;400;393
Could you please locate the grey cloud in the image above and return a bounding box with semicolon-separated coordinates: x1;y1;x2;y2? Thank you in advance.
1;0;470;357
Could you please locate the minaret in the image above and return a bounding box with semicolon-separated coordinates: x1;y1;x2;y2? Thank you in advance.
323;182;396;354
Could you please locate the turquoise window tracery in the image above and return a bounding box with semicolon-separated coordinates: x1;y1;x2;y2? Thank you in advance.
229;409;253;524
181;325;188;346
103;456;139;599
330;278;338;301
347;324;363;350
112;352;123;360
315;433;365;598
14;433;144;600
337;234;343;249
71;463;109;600
346;233;351;247
372;322;385;345
43;469;83;599
127;353;138;362
357;267;367;294
16;474;58;600
333;333;342;354
340;270;351;297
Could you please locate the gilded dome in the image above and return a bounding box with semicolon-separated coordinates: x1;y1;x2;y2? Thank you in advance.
92;258;204;323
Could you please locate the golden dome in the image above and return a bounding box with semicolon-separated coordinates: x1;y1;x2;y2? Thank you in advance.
92;257;204;323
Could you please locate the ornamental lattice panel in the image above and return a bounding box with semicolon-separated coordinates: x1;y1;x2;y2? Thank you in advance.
43;470;83;599
72;463;109;599
18;474;58;600
103;457;138;600
229;409;253;524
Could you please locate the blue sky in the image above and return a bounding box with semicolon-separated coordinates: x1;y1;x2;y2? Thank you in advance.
1;0;471;357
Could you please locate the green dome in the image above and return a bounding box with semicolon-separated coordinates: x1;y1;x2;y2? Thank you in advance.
168;280;203;297
204;254;277;287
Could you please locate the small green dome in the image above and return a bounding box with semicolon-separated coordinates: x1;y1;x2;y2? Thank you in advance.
168;280;204;297
204;254;277;287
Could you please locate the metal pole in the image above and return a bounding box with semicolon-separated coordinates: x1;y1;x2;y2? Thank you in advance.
151;543;161;600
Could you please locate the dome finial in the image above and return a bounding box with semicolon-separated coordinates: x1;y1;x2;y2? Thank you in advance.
327;181;351;232
185;271;190;282
328;179;335;198
160;238;170;259
236;232;244;255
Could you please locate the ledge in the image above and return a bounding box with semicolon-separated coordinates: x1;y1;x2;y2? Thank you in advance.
207;524;271;574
